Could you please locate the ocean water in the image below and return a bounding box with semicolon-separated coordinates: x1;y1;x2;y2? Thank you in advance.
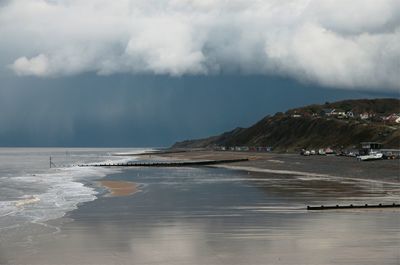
0;148;148;231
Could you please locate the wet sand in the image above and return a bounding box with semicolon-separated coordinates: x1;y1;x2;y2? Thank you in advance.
2;151;399;265
151;150;400;183
99;180;139;196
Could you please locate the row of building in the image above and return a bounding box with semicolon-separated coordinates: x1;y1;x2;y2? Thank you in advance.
214;146;273;152
300;142;400;159
291;109;400;123
214;142;400;159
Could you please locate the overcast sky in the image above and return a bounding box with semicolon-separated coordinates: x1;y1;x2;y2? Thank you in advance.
0;0;399;147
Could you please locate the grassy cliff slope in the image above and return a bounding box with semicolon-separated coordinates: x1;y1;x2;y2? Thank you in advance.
173;98;400;151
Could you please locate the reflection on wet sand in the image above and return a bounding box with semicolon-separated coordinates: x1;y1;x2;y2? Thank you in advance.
4;166;400;265
11;211;400;265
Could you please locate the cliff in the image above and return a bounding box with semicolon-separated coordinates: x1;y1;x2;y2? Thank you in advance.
172;98;400;151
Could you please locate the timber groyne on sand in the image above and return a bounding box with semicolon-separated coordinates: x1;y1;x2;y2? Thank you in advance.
307;203;399;210
78;158;249;168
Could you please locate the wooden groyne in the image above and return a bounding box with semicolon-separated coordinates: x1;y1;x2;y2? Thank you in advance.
78;158;249;168
307;203;399;210
113;149;189;157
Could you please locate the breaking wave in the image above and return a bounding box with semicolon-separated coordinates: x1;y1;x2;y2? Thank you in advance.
0;148;149;229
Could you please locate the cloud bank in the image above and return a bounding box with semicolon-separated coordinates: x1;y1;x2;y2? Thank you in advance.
1;0;399;91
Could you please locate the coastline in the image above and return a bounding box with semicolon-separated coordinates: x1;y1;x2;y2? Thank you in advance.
147;150;400;184
4;149;399;265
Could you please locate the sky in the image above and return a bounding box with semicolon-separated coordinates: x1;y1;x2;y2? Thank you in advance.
0;0;399;147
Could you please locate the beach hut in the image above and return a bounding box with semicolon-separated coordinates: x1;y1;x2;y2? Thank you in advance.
360;142;382;155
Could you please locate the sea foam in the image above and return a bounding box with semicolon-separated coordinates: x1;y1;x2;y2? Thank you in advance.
0;149;143;229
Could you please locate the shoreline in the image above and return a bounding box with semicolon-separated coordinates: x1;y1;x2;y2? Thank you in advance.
213;164;400;185
3;149;399;265
147;150;400;184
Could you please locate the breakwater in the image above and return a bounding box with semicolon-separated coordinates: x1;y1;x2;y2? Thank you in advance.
307;203;399;210
78;158;249;167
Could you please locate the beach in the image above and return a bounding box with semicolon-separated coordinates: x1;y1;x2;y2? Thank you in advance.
1;149;399;265
2;1;399;263
149;150;400;183
99;180;140;196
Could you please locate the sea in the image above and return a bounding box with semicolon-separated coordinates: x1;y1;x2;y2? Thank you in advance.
0;148;145;232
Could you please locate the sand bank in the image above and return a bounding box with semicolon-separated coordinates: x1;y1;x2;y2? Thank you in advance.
99;180;139;197
15;195;41;207
214;164;400;185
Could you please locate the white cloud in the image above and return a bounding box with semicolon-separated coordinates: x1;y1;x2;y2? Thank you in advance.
124;16;207;75
11;54;50;76
0;0;399;91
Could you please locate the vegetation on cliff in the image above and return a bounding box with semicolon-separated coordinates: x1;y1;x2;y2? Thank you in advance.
173;98;400;151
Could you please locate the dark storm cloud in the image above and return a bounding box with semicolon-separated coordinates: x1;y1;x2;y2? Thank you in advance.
0;0;399;91
0;74;394;147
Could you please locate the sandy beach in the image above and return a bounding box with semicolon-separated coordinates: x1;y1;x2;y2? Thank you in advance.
2;149;399;265
148;150;400;183
99;180;140;196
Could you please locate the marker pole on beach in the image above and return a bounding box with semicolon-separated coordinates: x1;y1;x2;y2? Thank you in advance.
49;156;56;168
